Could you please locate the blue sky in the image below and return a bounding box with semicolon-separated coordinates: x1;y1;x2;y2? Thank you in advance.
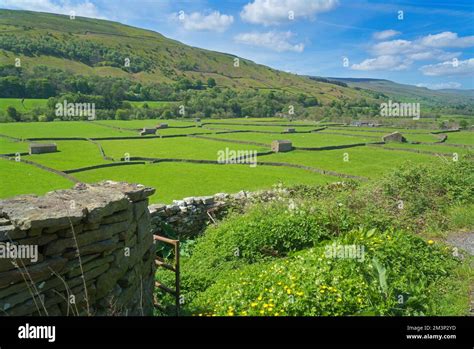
2;0;473;89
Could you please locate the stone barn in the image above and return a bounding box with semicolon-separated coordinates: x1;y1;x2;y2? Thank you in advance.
382;132;406;143
195;118;201;123
156;123;168;129
271;140;293;153
140;128;157;136
29;143;57;155
284;128;296;133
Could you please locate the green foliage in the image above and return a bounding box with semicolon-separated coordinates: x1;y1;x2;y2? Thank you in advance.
207;78;216;88
174;202;333;298
6;106;18;121
190;229;463;316
154;158;473;316
381;159;474;215
0;34;153;73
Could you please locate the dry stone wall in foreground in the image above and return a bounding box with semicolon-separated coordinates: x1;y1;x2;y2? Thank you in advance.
0;181;156;316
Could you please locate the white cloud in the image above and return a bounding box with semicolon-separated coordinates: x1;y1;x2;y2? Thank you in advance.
373;30;401;40
174;11;234;32
240;0;339;26
234;31;304;52
351;55;409;71
406;50;460;62
371;39;420;56
1;0;104;19
354;31;474;71
420;32;474;48
420;58;474;76
372;32;474;58
416;82;462;90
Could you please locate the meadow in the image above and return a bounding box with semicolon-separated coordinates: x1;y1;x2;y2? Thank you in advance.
0;118;472;204
0;98;48;111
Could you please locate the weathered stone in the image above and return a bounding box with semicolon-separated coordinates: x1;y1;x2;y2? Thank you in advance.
95;266;125;299
57;224;84;238
68;255;114;278
85;181;155;203
0;254;44;273
83;222;100;231
58;263;110;291
0;181;156;317
29;143;57;155
382;132;406;143
45;221;128;256
133;200;148;220
0;225;27;241
119;221;137;242
0;257;67;288
63;236;119;259
18;234;57;246
271;140;293;152
28;227;43;237
102;209;132;225
64;253;100;273
148;204;166;215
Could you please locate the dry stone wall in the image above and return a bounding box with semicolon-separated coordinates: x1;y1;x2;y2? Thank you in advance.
0;181;156;316
149;190;283;239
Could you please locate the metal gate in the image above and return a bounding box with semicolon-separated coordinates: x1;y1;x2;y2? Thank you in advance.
153;235;180;316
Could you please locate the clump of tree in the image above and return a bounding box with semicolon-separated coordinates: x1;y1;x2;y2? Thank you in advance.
0;34;153;73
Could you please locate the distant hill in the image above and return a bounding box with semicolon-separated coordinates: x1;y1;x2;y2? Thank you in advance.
0;9;378;105
324;77;474;107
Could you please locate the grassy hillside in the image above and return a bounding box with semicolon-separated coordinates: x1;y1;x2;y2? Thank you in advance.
0;9;375;105
327;77;474;107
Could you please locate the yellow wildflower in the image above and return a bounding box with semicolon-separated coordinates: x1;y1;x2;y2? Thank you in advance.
428;240;434;245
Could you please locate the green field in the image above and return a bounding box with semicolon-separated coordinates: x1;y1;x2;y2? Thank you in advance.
320;128;441;143
73;162;334;203
0;137;29;154
0;121;136;138
260;147;436;178
0;158;72;198
1;119;472;203
445;131;474;145
24;140;111;170
205;132;375;147
98;137;269;161
0;98;48;111
204;124;321;133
